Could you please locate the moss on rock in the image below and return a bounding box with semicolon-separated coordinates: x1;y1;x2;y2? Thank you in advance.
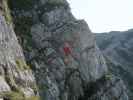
3;0;12;24
16;59;31;70
3;91;24;100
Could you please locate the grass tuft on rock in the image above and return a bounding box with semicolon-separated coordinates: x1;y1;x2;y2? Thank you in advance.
2;91;40;100
16;59;31;70
0;91;24;100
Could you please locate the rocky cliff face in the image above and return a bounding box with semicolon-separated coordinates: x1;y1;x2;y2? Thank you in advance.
96;30;133;99
0;0;39;100
0;0;129;100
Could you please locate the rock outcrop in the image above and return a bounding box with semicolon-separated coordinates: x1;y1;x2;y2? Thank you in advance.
96;30;133;99
0;0;129;100
0;0;39;100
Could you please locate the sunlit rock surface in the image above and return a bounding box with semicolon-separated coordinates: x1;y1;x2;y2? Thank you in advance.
0;0;38;99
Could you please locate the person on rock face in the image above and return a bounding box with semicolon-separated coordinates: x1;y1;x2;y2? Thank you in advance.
63;42;72;65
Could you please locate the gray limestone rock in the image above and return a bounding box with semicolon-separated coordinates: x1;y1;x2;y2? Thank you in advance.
0;76;10;92
8;0;129;100
0;1;38;98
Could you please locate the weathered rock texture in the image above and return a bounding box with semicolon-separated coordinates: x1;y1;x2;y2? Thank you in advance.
96;30;133;99
0;0;38;99
0;0;129;100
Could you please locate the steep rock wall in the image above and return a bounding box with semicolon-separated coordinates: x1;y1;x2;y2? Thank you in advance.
8;0;129;100
0;0;39;100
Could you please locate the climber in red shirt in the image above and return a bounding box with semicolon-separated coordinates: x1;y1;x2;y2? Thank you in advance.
63;42;72;65
63;42;72;56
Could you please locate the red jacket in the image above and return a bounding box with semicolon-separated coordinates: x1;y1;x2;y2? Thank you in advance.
63;43;72;56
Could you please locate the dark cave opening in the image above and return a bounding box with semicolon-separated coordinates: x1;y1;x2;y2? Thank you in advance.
78;76;107;100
